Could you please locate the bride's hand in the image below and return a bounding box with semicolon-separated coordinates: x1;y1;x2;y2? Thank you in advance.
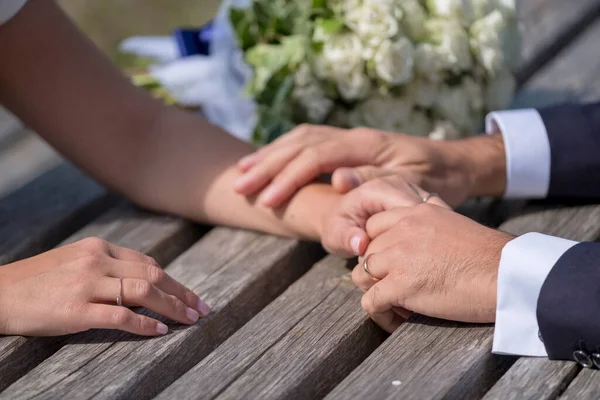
234;124;506;208
0;238;210;337
320;175;449;258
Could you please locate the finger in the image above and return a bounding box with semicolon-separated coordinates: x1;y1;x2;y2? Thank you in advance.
351;252;390;292
236;127;305;172
394;306;413;320
103;260;209;316
84;304;169;336
258;136;380;207
332;166;396;194
104;243;159;267
233;146;302;196
94;277;201;325
324;177;423;256
366;208;413;239
361;279;407;315
368;310;405;333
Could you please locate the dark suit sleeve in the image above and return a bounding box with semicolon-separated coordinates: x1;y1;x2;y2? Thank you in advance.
539;102;600;198
537;242;600;361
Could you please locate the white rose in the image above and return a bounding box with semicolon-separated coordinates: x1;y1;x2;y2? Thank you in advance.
328;0;362;14
357;94;414;131
319;33;365;79
336;68;373;101
398;0;427;41
345;0;401;51
470;10;521;75
414;43;445;82
406;79;439;107
485;71;516;110
294;63;313;87
435;83;472;129
426;0;476;25
373;37;415;86
293;84;335;123
463;76;484;111
400;110;433;137
427;0;517;24
429;119;462;140
424;19;473;72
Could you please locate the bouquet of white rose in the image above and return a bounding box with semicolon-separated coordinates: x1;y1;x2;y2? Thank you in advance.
230;0;521;143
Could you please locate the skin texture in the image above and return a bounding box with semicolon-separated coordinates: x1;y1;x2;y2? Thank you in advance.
235;124;508;208
0;0;413;337
353;200;513;333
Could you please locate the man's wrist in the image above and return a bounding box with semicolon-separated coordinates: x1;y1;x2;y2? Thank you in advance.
453;133;507;198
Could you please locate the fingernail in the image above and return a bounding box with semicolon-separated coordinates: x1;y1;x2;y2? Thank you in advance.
350;236;361;255
238;153;257;168
198;299;211;317
260;186;278;206
186;307;200;322
233;175;249;191
156;322;168;335
339;168;360;189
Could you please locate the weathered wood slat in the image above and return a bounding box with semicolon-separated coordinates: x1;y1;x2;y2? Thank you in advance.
0;130;62;198
0;163;115;266
327;12;600;400
0;204;203;391
0;228;323;400
157;256;385;400
482;19;600;400
561;368;600;400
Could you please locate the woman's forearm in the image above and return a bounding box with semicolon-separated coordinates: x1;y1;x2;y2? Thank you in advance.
128;107;339;240
0;0;338;241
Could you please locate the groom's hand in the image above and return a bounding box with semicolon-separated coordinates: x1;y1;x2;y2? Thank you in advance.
353;204;513;333
318;175;449;258
234;124;508;208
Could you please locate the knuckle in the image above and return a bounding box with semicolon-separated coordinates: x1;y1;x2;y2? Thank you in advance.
79;253;105;271
79;237;109;252
110;308;131;326
361;289;377;314
295;124;313;137
134;280;153;299
146;265;166;285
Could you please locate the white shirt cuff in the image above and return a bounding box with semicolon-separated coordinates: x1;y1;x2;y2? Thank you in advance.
493;233;578;357
486;109;551;199
0;0;27;26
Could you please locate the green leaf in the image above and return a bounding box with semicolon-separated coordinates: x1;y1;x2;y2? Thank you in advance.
313;17;344;42
313;0;327;9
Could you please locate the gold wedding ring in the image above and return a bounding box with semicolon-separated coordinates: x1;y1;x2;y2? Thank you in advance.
363;254;380;282
116;277;124;307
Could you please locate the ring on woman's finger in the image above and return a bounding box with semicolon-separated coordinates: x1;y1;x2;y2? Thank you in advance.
363;254;381;282
116;277;124;307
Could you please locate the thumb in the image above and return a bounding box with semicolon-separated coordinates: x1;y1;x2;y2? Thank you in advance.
323;223;371;258
332;166;394;193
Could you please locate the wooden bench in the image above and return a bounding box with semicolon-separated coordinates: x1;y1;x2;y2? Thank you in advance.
2;0;600;398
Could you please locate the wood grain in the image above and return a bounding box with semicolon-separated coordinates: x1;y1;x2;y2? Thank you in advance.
0;203;203;391
0;163;115;266
158;256;385;400
328;9;600;400
560;368;600;400
0;228;323;400
516;0;600;84
483;19;600;400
